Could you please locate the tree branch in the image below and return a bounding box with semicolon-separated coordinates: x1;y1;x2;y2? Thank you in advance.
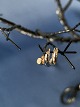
56;0;80;38
0;17;80;42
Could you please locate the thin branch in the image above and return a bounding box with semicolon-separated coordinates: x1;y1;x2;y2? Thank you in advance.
0;17;43;39
63;0;73;12
0;27;21;50
56;0;80;38
63;54;75;69
0;17;80;42
63;41;72;52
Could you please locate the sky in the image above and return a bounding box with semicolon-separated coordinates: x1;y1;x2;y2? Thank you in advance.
0;0;80;107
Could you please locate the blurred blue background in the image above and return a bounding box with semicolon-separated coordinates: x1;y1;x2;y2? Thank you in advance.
0;0;80;107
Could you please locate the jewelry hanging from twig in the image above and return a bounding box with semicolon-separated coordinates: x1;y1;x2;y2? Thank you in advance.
37;47;59;66
37;41;77;69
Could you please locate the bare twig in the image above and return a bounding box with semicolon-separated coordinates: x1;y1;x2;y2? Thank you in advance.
63;0;73;12
0;17;80;42
0;17;45;39
56;0;80;38
0;27;21;50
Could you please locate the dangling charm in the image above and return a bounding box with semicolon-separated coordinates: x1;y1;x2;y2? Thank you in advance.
37;47;59;66
37;48;51;66
37;41;76;69
49;48;58;65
